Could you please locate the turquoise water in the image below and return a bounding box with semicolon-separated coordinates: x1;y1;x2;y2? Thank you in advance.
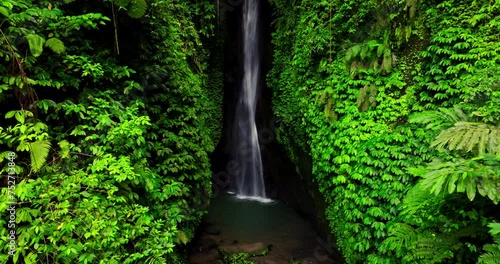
204;193;312;242
195;192;336;263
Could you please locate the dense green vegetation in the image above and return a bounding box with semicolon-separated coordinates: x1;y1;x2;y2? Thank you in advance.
1;0;499;263
268;0;500;263
0;0;222;263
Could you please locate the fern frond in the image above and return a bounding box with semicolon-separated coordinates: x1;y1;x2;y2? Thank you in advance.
26;34;45;57
144;255;167;264
454;107;469;122
415;156;500;203
478;176;500;203
439;107;461;123
409;109;455;131
402;182;438;216
45;38;65;54
356;84;378;112
479;223;500;263
489;128;500;154
357;85;368;109
478;244;500;264
128;0;147;18
488;223;500;236
421;162;457;194
380;229;416;258
0;6;10;17
431;122;500;154
411;233;457;263
29;140;51;172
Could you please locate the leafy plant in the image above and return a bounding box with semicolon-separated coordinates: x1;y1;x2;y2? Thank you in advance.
479;223;500;264
267;0;500;263
0;1;223;263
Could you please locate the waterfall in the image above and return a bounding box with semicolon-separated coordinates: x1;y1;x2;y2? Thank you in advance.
231;0;266;198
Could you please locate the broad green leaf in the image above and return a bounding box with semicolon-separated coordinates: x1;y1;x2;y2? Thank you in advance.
5;110;16;119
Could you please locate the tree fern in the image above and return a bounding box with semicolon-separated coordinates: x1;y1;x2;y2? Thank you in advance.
29;140;51;172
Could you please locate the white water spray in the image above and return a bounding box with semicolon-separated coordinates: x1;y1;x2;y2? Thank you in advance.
232;0;266;198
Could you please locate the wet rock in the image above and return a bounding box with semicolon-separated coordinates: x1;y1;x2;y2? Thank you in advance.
218;241;268;255
188;248;220;264
197;237;218;251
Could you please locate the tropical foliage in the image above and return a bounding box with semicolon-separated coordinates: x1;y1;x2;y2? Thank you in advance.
1;0;499;263
0;0;223;263
268;0;500;263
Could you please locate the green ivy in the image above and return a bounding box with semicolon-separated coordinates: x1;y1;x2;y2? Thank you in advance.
268;0;500;263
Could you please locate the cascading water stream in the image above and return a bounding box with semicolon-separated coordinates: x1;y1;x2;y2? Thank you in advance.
231;0;266;199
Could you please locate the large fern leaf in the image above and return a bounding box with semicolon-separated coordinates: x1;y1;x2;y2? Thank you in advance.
417;156;500;203
29;140;51;172
489;223;500;236
432;122;500;154
401;181;442;217
128;0;147;18
410;107;467;129
380;223;417;257
479;223;500;264
45;38;66;54
26;34;45;57
409;232;456;263
478;244;500;264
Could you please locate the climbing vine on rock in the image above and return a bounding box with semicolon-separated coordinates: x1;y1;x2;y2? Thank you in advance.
268;0;500;263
